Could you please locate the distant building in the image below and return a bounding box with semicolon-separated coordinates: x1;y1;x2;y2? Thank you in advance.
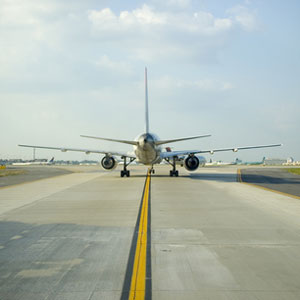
283;157;300;166
264;158;287;165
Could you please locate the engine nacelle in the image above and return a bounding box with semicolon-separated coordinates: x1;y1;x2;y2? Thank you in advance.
101;155;118;170
184;155;206;171
184;155;200;171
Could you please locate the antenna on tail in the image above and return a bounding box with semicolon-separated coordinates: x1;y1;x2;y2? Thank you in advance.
145;67;149;134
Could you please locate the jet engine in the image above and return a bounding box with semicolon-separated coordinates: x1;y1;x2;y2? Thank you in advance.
101;155;118;170
184;155;200;171
184;155;206;171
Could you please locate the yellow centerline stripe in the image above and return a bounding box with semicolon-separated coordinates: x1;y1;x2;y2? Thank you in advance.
237;169;300;200
129;170;151;300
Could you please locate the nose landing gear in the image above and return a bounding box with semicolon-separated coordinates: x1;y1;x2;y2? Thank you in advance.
150;166;155;174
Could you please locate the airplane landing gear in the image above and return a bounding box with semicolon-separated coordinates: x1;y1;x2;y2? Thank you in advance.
150;166;155;174
170;170;178;177
165;157;179;177
121;170;130;177
120;156;135;177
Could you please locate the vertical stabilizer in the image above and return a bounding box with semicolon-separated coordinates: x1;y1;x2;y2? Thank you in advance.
145;67;149;133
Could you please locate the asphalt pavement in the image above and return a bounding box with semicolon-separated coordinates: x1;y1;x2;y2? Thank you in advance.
0;166;72;188
239;167;300;198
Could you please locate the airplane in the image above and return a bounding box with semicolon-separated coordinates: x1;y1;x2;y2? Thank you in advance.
12;157;55;166
244;157;266;165
19;68;281;177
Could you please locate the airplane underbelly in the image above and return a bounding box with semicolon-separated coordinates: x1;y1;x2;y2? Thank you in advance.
135;147;158;165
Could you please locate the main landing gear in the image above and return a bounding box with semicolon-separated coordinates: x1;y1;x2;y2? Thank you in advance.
120;156;136;177
165;157;179;177
170;169;179;177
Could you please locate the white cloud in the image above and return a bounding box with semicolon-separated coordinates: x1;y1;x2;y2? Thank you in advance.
88;5;233;35
0;1;243;94
87;4;236;63
227;5;258;31
88;5;166;30
0;1;257;85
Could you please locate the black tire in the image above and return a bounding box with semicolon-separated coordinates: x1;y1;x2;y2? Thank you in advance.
175;170;179;177
126;171;130;177
121;171;124;177
170;170;173;177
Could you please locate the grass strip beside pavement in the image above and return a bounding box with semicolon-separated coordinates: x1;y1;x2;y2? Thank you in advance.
0;169;27;177
287;168;300;175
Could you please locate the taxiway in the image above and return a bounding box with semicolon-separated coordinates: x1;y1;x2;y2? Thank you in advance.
0;165;300;300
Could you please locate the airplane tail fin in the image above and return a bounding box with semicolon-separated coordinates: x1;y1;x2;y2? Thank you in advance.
145;67;149;134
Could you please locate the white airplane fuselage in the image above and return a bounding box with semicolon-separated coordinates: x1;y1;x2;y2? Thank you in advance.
134;133;162;165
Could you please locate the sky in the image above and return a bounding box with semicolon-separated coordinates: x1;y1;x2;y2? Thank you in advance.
1;0;299;162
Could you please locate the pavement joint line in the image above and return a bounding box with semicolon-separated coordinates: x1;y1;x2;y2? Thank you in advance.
121;169;152;300
237;169;300;200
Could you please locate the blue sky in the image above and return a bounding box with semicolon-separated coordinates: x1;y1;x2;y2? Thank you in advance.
0;0;299;161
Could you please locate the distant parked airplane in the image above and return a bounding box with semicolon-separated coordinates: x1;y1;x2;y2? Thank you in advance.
12;157;54;166
19;69;281;177
244;157;266;165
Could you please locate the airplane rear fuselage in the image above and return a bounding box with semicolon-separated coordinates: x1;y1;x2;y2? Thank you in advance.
134;133;162;165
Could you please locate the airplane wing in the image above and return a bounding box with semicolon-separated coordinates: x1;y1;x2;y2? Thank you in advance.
18;144;136;158
161;150;199;158
161;143;282;158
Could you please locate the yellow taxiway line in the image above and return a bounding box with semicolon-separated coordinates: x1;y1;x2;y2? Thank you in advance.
129;170;151;300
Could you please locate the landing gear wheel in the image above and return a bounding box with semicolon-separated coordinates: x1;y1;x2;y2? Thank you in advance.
121;170;130;177
170;170;179;177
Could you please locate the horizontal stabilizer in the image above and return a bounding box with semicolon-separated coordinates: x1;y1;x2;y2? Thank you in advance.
155;134;211;146
80;135;138;146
